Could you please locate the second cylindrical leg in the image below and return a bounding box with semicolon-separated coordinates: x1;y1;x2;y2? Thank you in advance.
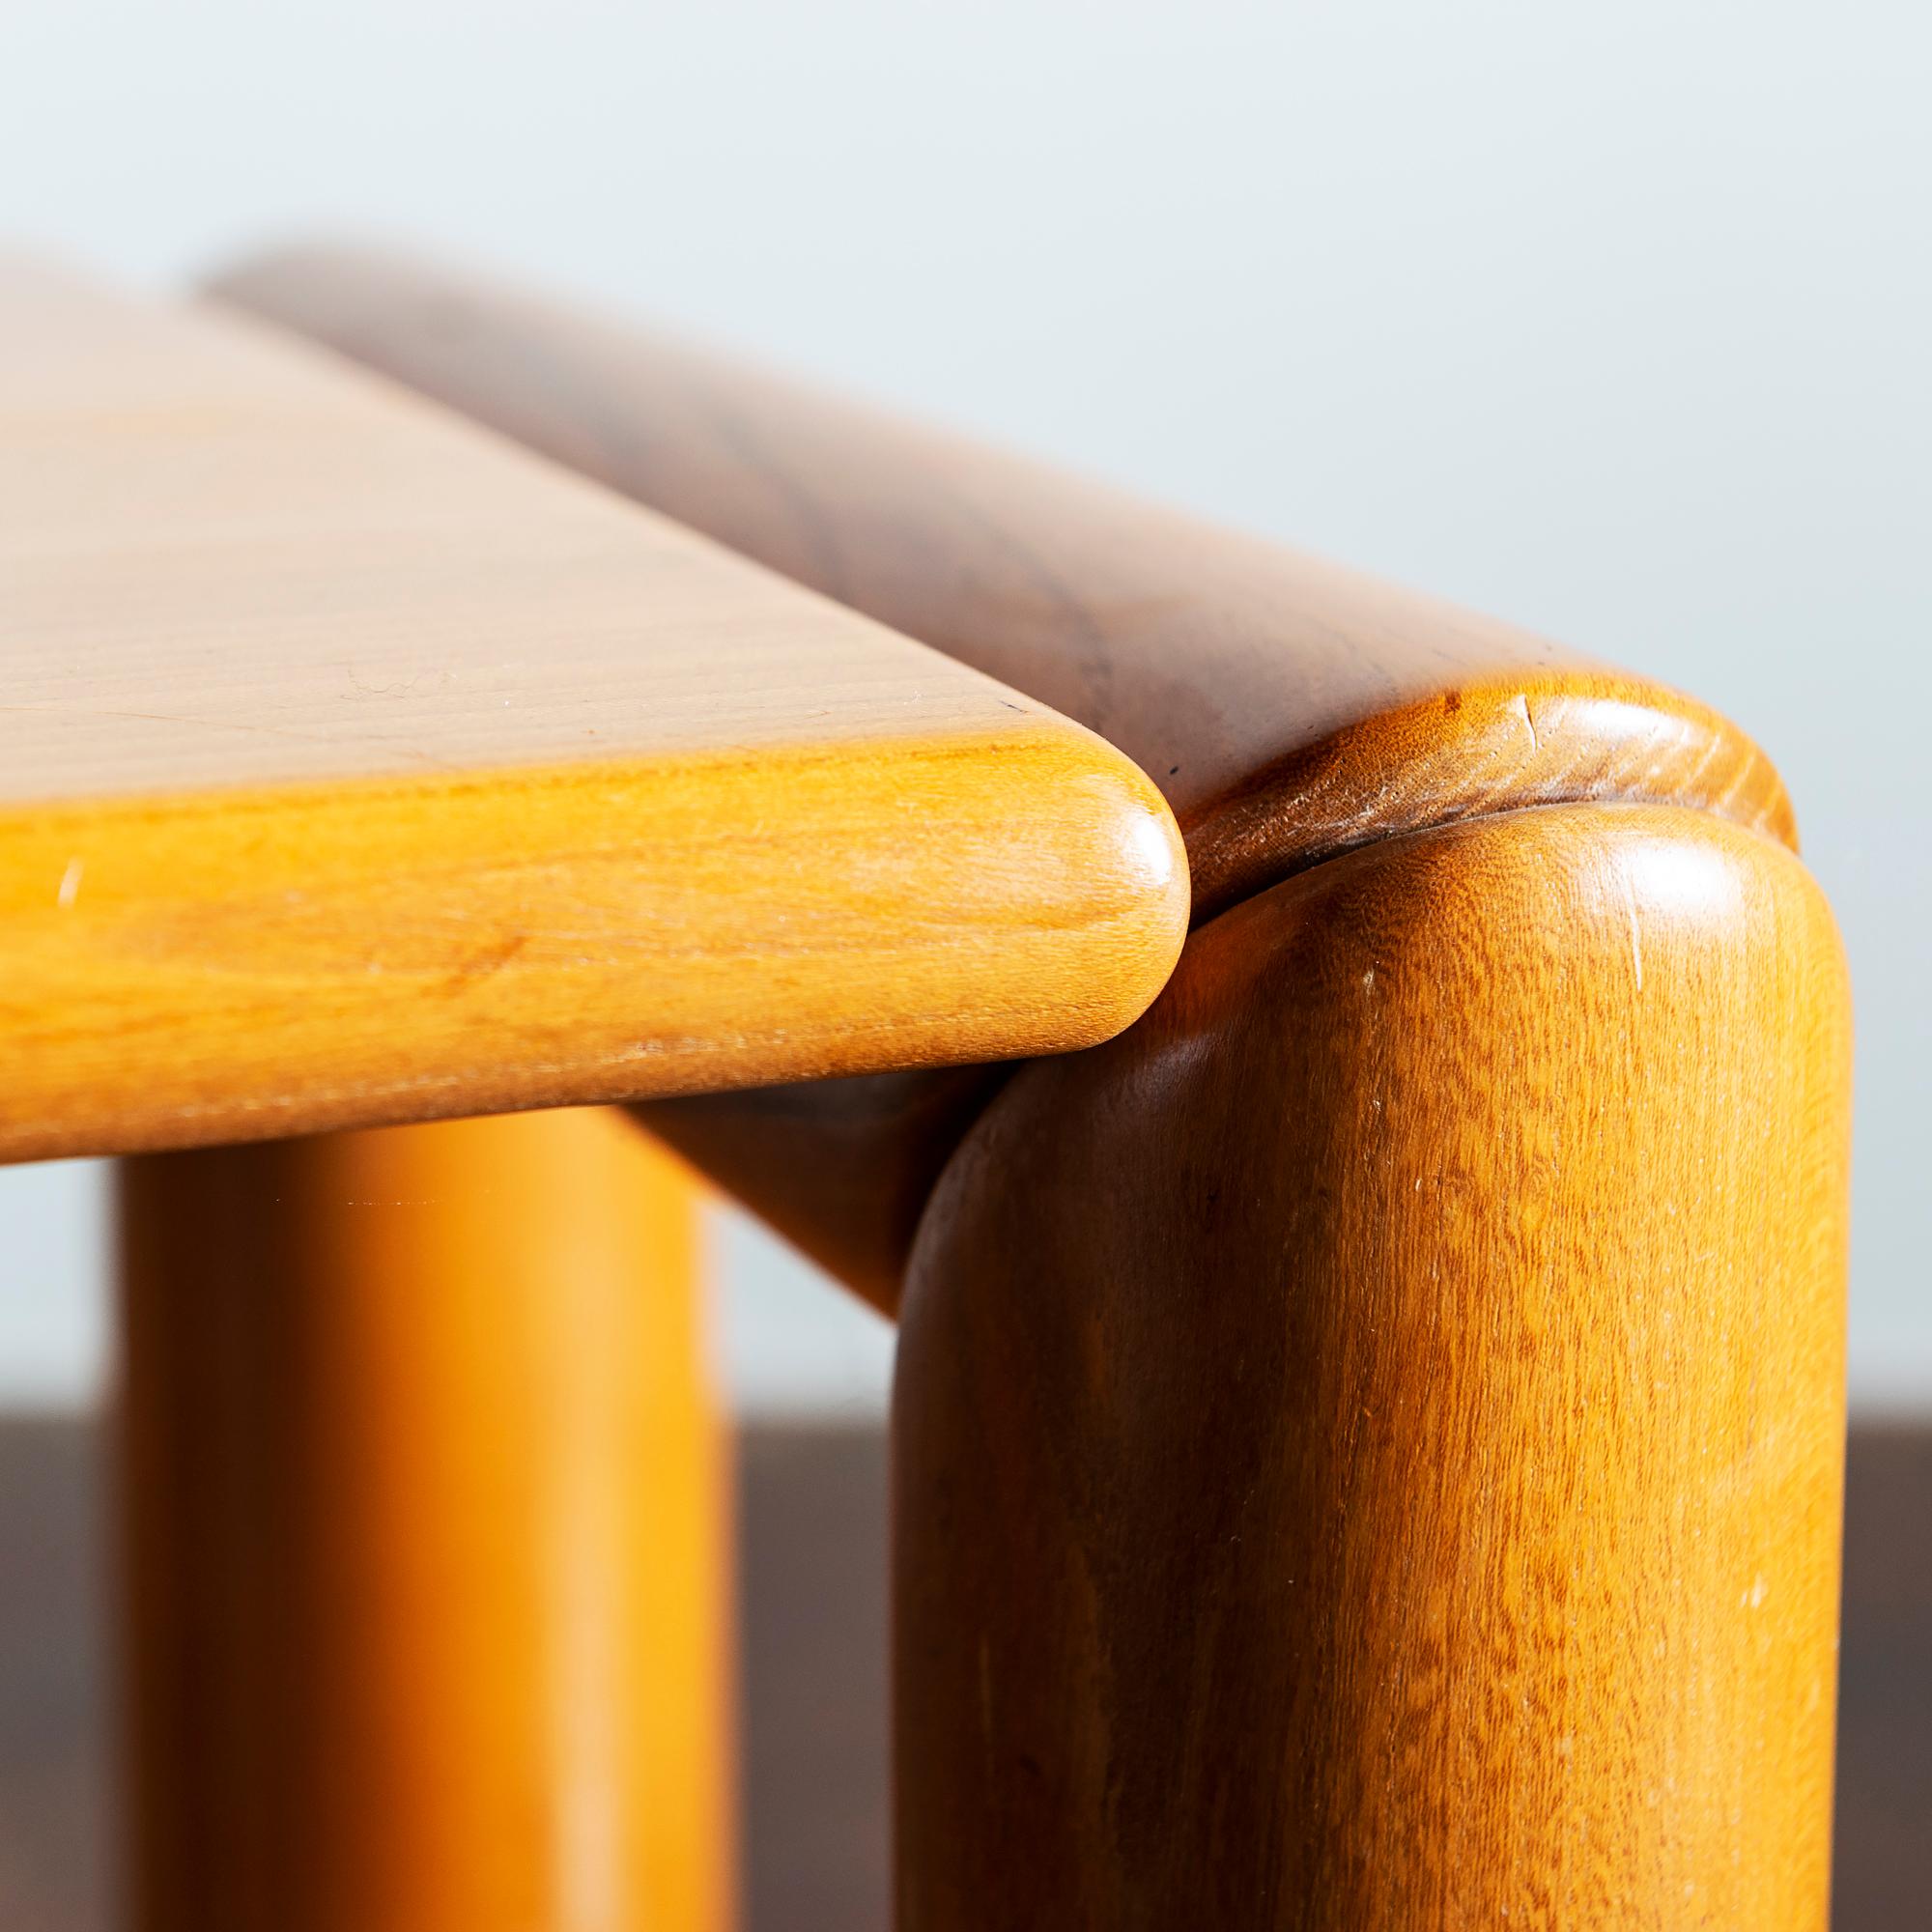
116;1108;730;1932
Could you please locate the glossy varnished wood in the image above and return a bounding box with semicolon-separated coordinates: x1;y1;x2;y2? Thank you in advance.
211;245;1793;910
630;1066;1006;1313
0;259;1185;1164
209;247;1854;1920
116;1110;730;1932
895;804;1851;1927
212;246;1798;1311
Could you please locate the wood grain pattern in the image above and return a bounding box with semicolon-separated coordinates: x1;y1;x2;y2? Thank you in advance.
631;1065;1007;1314
205;255;1854;1918
0;258;1186;1163
116;1109;730;1932
895;803;1852;1928
209;245;1795;911
209;246;1801;1313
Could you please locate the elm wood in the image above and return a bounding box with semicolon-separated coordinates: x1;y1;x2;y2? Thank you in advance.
0;259;1186;1166
205;254;1855;1921
635;1066;1006;1313
895;803;1852;1928
115;1111;731;1932
208;246;1795;910
211;244;1798;1314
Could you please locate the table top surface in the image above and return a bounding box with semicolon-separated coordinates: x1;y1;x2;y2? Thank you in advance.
0;259;1186;1162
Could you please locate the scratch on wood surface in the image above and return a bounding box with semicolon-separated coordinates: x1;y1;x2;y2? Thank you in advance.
438;931;529;997
1619;867;1644;992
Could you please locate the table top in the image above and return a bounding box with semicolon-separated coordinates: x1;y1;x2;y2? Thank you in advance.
0;258;1186;1162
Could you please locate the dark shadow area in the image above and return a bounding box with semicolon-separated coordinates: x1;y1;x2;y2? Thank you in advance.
737;1423;891;1932
0;1417;112;1932
0;1414;1923;1930
1833;1423;1932;1930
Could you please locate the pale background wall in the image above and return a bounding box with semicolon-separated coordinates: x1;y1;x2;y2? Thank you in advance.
1;0;1925;1412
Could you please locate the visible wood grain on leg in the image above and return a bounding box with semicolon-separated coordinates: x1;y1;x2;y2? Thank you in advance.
115;1109;730;1932
895;804;1851;1929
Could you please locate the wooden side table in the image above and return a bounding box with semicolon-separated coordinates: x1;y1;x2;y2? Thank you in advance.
224;245;1854;1930
2;242;1855;1929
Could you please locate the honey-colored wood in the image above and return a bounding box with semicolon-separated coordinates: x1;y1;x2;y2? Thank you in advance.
0;258;1186;1165
211;245;1801;1313
211;245;1793;909
895;803;1852;1927
116;1109;730;1932
210;246;1855;1919
632;1065;1006;1313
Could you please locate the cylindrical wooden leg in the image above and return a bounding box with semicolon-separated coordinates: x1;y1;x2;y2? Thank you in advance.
895;805;1852;1928
115;1108;730;1932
